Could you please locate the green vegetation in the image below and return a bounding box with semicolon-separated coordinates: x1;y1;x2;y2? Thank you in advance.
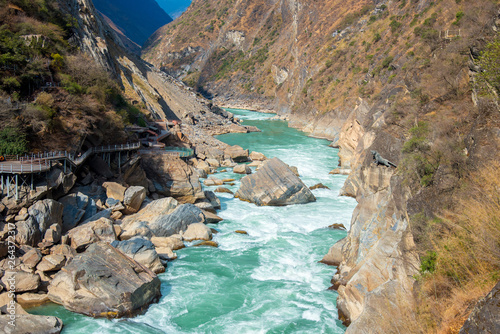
0;0;146;152
0;127;27;155
477;33;500;96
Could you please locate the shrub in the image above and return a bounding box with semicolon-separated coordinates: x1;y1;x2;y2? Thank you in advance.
0;127;28;155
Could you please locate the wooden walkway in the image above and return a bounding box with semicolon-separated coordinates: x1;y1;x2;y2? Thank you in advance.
0;142;141;175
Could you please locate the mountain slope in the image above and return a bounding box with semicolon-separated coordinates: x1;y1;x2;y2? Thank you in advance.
93;0;172;46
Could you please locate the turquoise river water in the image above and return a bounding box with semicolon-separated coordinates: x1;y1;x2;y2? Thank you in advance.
30;109;357;333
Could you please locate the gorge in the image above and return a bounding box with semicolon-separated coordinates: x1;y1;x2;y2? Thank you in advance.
1;0;499;333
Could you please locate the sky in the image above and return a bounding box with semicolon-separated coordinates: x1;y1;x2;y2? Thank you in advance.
155;0;192;19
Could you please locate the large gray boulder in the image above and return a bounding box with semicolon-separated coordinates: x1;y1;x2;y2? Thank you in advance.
149;204;206;237
59;192;89;232
48;242;161;317
459;280;500;334
111;237;164;274
0;314;63;334
28;200;63;235
235;158;316;206
15;218;41;247
123;186;146;214
121;198;178;239
67;218;116;251
141;155;205;204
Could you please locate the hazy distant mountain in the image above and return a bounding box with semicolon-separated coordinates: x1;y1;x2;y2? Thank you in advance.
93;0;172;46
155;0;192;19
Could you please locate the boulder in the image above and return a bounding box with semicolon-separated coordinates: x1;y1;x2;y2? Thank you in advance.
214;187;234;195
21;248;42;269
328;223;347;230
102;182;126;202
204;191;221;210
105;198;120;208
119;221;153;241
58;192;89;232
206;159;220;168
195;168;208;179
36;255;66;272
235;230;248;235
235;158;316;206
224;145;249;162
123;156;149;190
310;183;330;190
121;198;178;238
43;224;61;244
321;238;347;266
67;218;116;251
201;210;223;224
80;198;98;223
194;201;215;213
141;155;205;204
50;245;76;259
48;242;161;317
111;237;164;274
46;168;77;199
0;291;27;315
0;314;62;334
15;218;41;247
233;164;252;174
459;280;500;334
195;160;211;174
249;151;267;161
204;177;224;186
149;204;206;237
16;293;50;308
182;223;212;242
28;200;63;235
123;186;146;215
150;236;184;250
1;271;39;292
155;247;177;261
194;241;218;248
221;159;237;168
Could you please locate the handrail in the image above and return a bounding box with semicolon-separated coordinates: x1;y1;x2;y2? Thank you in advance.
0;142;141;174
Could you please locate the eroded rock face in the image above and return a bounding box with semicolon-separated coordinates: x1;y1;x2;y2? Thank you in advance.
48;242;161;318
141;155;205;203
235;158;315;206
459;280;500;334
334;148;420;333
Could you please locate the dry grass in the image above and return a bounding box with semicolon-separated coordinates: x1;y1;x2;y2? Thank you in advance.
416;162;500;333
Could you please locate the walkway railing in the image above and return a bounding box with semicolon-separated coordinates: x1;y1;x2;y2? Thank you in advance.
0;142;141;174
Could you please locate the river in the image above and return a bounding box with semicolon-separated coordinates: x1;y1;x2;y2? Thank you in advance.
30;108;357;333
